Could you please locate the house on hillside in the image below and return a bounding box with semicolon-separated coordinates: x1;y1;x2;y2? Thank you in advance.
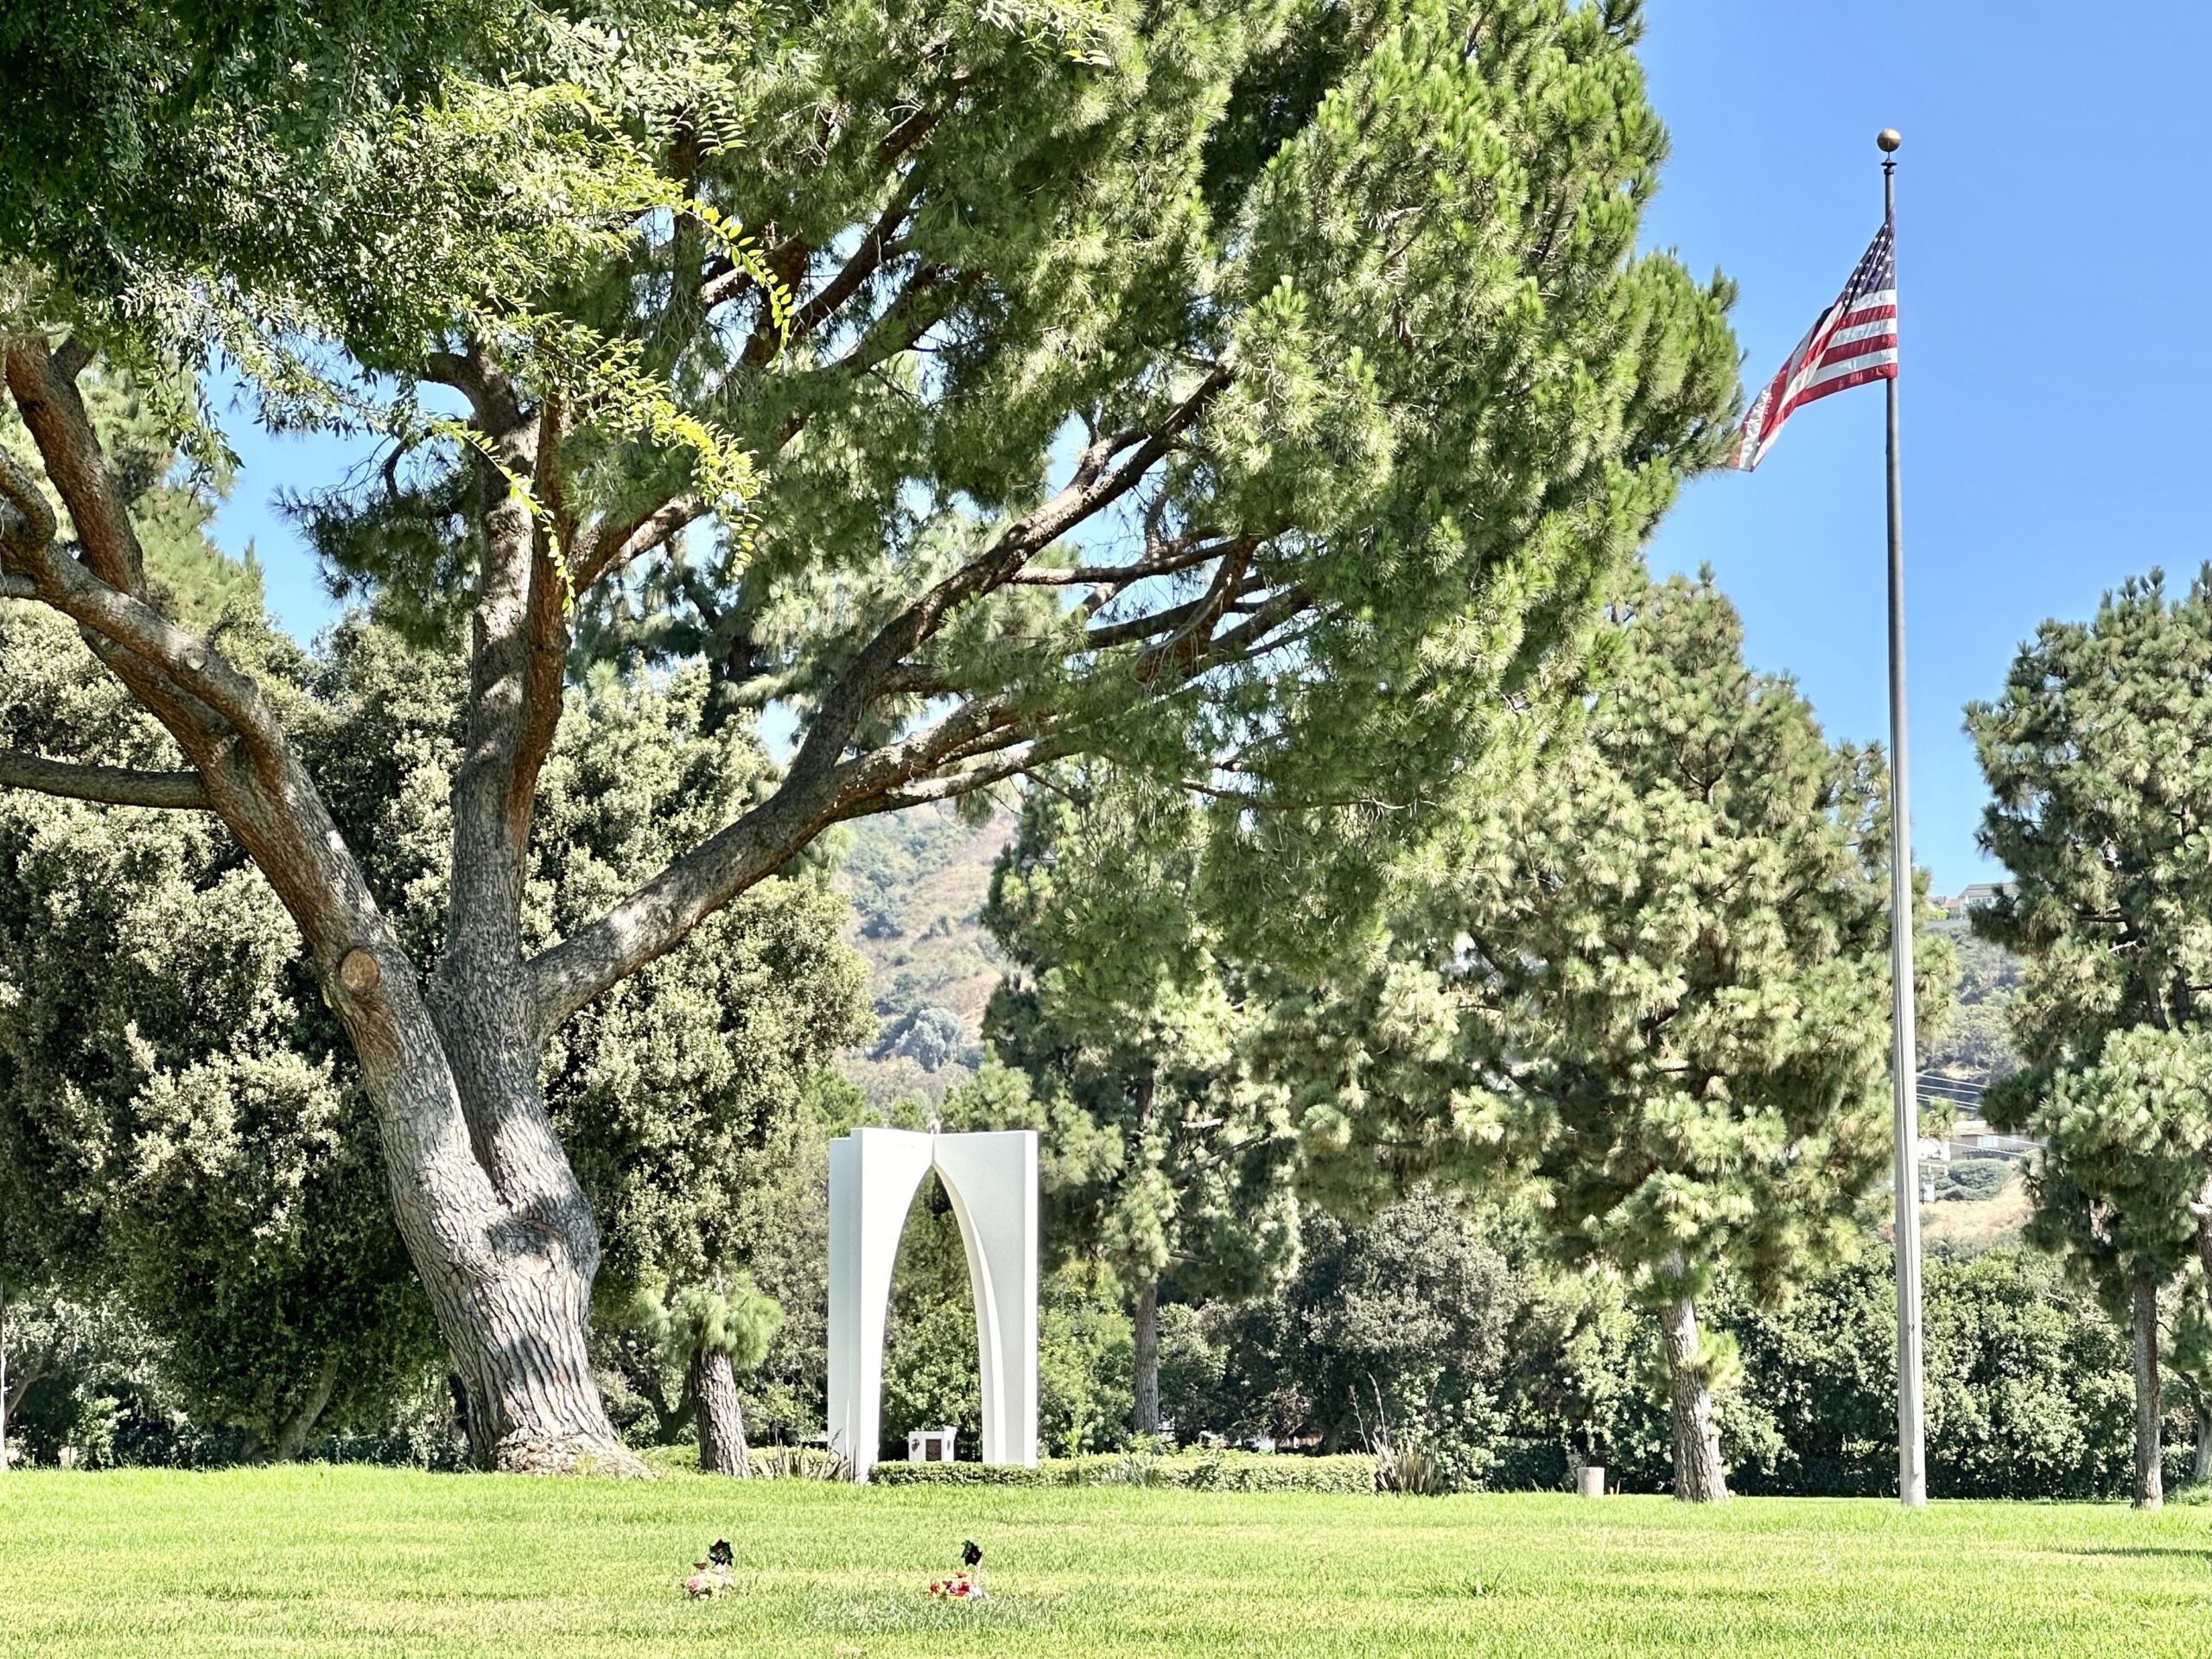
1932;882;2016;918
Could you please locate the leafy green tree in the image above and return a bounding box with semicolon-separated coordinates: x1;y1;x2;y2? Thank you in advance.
979;780;1299;1434
0;0;499;336
1038;1292;1143;1455
0;382;863;1466
0;1290;104;1470
1923;920;2021;1084
878;1192;983;1459
2167;1292;2212;1486
0;599;868;1463
0;600;439;1457
633;1276;783;1476
1968;568;2212;1506
1219;1189;1516;1485
1970;570;2212;1065
1724;1249;2137;1501
1;0;1734;1467
1496;1247;1647;1479
0;1290;213;1469
2001;1028;2212;1507
1273;570;1921;1501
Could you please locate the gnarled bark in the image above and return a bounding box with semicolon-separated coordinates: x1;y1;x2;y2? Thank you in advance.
691;1347;751;1477
2132;1277;2164;1510
1658;1296;1730;1503
372;1013;639;1476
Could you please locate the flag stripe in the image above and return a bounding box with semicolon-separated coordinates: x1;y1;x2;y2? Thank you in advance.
1816;334;1896;370
1783;362;1898;413
1777;359;1897;418
1826;314;1897;347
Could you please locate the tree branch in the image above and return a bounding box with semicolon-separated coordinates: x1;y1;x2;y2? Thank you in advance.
422;345;527;434
0;351;520;1322
513;397;571;826
0;453;283;766
863;746;1052;810
735;237;817;365
0;751;208;809
1007;534;1236;588
3;339;147;597
786;173;924;347
572;494;703;594
832;262;969;377
525;365;1234;1030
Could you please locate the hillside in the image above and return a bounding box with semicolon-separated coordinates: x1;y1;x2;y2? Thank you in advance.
833;804;1014;1109
1923;917;2023;1090
1918;915;2030;1246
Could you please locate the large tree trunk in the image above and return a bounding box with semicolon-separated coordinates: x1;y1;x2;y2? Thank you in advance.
369;1016;642;1477
2132;1277;2164;1510
401;416;641;1479
2194;1394;2212;1487
1131;1276;1162;1438
691;1347;751;1477
1657;1297;1730;1503
396;1179;638;1474
270;1351;341;1463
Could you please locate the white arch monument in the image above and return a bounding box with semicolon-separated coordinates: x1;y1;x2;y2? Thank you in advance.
826;1127;1039;1483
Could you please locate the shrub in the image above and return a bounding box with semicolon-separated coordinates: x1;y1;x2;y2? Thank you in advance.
870;1462;1045;1488
871;1452;1376;1493
1375;1437;1446;1495
1931;1160;2011;1203
1487;1439;1573;1491
750;1446;855;1481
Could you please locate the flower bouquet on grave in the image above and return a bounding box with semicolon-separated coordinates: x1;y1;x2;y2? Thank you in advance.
685;1539;736;1599
928;1541;987;1602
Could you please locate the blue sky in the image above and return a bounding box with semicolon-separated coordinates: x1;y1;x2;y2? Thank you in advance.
1635;2;2212;892
208;1;2212;893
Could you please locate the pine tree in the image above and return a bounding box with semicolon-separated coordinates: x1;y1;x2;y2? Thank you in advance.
1967;567;2212;1508
2;0;1736;1466
972;779;1298;1437
1274;569;1923;1501
2011;1029;2212;1508
633;1276;783;1476
1970;569;2212;1060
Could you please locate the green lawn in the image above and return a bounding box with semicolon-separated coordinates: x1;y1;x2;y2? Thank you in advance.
1;1464;2208;1656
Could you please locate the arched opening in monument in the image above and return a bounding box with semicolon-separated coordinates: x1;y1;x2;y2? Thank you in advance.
879;1172;982;1463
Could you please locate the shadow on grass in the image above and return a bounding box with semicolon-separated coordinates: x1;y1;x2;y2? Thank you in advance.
2056;1548;2212;1561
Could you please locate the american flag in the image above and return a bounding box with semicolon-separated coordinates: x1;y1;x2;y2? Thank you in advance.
1729;219;1897;471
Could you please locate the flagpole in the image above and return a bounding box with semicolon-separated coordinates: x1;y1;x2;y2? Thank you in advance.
1878;125;1927;1510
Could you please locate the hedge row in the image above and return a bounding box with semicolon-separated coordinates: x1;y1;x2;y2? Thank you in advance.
871;1451;1379;1492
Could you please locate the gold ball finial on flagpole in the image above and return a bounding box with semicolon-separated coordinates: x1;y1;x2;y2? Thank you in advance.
1876;129;1903;153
